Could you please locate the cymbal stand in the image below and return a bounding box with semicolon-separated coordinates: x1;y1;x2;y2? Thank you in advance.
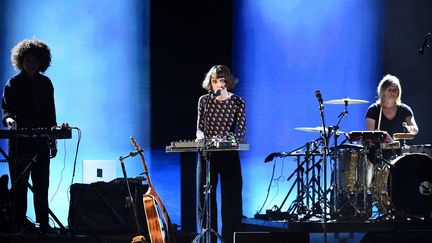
285;153;306;217
303;140;326;217
276;138;323;219
329;101;353;217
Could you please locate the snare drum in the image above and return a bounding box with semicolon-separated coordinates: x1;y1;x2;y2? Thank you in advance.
372;153;432;215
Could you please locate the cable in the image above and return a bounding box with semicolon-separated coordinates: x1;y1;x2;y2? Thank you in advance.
69;127;82;186
50;141;67;202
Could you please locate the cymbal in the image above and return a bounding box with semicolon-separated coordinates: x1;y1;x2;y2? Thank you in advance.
323;97;369;105
393;133;415;140
295;126;345;134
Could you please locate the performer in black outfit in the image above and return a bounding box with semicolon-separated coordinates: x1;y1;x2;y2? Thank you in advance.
195;65;246;243
366;74;418;161
1;39;57;234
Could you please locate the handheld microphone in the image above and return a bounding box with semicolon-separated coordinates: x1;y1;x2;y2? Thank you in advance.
315;90;323;104
419;32;431;54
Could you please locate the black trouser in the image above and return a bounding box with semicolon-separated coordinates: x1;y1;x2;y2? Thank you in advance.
8;138;50;226
196;151;243;243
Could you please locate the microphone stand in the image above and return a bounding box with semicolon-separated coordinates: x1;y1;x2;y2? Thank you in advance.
419;32;431;54
316;92;328;243
193;92;224;243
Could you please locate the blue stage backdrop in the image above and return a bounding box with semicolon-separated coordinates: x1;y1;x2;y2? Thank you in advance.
0;0;150;226
0;0;394;233
233;0;383;217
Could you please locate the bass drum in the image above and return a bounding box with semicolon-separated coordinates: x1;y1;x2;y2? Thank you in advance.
372;153;432;216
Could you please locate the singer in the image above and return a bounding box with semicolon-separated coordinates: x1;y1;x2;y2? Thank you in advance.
195;65;246;243
365;74;419;160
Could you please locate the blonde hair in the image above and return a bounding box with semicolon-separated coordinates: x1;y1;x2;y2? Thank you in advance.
377;74;402;105
201;65;238;91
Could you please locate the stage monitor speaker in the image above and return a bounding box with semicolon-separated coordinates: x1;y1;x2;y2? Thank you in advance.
234;231;309;243
68;179;148;235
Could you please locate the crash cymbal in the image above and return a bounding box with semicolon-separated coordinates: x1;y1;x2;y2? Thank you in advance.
295;126;345;134
323;97;369;105
295;126;326;132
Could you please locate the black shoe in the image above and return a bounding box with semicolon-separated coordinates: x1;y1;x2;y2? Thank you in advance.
38;223;58;235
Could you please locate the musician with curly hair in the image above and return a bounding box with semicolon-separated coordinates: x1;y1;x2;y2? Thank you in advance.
1;38;57;234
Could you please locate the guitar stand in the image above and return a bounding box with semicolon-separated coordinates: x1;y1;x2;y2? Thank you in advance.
193;146;224;243
0;147;67;234
119;154;146;243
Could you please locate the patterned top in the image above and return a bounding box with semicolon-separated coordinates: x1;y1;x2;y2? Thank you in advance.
197;94;246;141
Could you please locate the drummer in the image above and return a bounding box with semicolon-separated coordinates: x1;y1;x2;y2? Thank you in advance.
365;74;419;160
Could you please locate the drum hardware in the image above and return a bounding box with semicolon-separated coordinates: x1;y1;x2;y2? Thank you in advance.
380;140;400;150
264;139;325;220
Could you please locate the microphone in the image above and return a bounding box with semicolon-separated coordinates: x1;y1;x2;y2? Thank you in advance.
315;90;323;104
402;122;408;133
209;89;221;99
419;32;431;54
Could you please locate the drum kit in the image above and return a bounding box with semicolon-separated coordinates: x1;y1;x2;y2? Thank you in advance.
287;97;432;221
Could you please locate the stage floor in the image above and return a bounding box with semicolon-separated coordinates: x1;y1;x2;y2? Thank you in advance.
239;217;432;242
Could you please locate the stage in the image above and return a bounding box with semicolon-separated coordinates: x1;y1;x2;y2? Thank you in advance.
237;217;432;243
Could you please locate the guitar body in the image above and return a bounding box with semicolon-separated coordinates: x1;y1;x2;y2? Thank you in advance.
143;193;163;243
130;137;176;243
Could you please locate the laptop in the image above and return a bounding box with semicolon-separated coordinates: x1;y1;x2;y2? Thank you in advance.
82;160;117;184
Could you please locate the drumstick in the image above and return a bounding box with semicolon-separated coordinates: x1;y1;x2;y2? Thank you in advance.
377;106;382;131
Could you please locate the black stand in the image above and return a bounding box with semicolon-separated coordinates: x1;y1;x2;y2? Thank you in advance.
193;145;224;243
193;94;223;243
316;92;329;243
0;146;67;234
119;153;146;243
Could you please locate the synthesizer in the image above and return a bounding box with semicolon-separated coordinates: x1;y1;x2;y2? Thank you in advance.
166;139;249;152
0;128;72;139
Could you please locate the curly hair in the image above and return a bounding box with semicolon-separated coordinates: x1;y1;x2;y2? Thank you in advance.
201;65;238;91
11;39;52;73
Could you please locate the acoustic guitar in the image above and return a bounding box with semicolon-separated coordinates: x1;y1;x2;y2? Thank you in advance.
130;137;176;243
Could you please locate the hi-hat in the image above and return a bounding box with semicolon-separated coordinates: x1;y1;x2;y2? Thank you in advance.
295;126;345;134
324;97;369;105
393;133;415;140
